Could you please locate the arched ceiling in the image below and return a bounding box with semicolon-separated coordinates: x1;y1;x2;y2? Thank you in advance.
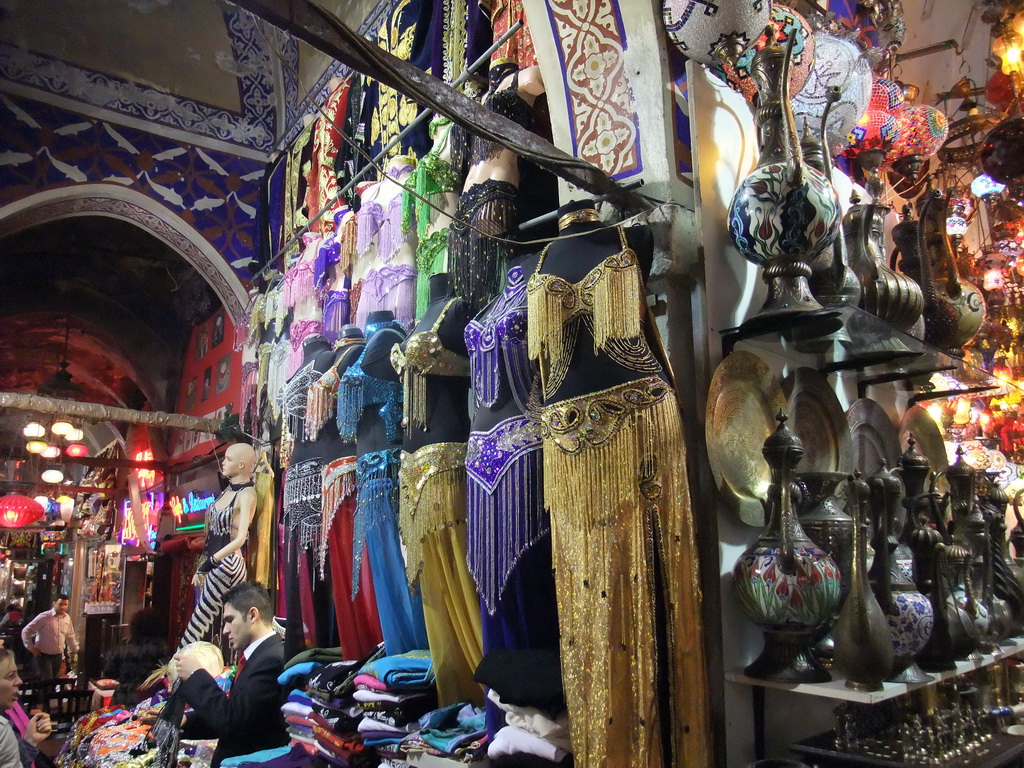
0;216;219;410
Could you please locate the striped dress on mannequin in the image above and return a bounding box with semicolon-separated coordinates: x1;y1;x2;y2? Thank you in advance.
178;488;247;648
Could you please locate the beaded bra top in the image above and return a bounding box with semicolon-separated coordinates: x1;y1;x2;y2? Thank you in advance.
391;298;471;431
526;223;659;398
465;264;533;412
337;318;406;444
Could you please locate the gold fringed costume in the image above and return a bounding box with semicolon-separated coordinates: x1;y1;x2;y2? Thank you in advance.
399;442;484;707
542;376;710;768
248;450;276;588
527;223;712;768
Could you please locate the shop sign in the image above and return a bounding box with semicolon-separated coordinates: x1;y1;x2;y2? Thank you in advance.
120;493;161;547
168;492;215;523
134;450;157;489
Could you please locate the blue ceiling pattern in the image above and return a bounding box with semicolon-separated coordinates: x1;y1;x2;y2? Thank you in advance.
0;92;265;277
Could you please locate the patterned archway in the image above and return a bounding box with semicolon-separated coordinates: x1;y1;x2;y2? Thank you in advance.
0;183;248;321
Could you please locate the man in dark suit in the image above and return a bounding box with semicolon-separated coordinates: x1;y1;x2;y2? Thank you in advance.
173;582;289;768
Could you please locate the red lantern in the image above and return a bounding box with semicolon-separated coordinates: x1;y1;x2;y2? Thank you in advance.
65;443;88;458
0;495;45;528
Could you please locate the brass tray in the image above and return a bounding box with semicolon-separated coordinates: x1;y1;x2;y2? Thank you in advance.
847;398;900;477
782;367;854;474
707;351;786;527
898;404;950;484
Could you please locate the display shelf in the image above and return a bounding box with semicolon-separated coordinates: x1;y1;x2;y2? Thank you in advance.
789;729;1024;768
726;638;1024;704
720;305;1008;399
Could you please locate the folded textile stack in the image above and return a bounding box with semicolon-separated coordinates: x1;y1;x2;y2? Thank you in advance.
400;701;489;766
475;650;572;768
302;656;374;766
352;650;438;766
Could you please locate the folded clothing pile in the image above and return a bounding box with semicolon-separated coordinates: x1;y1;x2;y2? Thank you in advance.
353;650;437;765
399;701;488;765
475;650;572;768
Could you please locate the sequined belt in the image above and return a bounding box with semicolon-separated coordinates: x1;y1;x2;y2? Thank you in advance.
283;457;324;552
399;442;467;587
352;448;402;597
541;375;674;455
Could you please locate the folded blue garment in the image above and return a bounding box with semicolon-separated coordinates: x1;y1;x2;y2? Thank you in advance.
359;649;434;689
278;660;323;685
220;745;292;766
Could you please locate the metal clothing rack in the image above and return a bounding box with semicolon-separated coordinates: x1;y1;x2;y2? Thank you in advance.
252;21;524;283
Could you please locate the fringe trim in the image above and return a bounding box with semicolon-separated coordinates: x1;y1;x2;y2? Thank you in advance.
320;456;358;577
323;289;351;343
240;362;259;433
541;376;712;768
339;211;358;276
376;195;407;264
399;442;468;588
267;342;289;419
415;229;449;320
353;449;402;598
466;417;547;614
354;265;418;330
357;201;385;256
286;321;323;378
283;458;323;553
450;180;518;313
305;368;339;442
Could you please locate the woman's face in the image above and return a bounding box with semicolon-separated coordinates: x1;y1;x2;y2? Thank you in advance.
0;657;21;710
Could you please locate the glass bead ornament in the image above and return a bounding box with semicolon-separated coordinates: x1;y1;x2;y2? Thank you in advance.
792;32;872;156
662;0;770;66
889;104;949;181
945;214;968;237
710;4;815;104
869;77;906;112
981;116;1024;185
844;110;901;158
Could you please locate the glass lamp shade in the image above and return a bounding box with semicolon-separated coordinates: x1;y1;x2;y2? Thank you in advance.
845;110;901;157
50;421;73;436
792;33;872;156
662;0;769;65
40;445;60;459
25;440;48;455
981;116;1024;185
40;468;64;484
33;496;50;509
946;215;969;236
64;427;84;442
55;495;73;505
0;495;46;528
65;443;88;458
709;4;815;104
972;174;1006;198
985;269;1006;291
869;77;906;112
22;423;45;438
888;105;949;163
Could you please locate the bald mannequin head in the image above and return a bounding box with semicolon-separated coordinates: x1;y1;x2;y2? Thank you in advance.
221;443;256;483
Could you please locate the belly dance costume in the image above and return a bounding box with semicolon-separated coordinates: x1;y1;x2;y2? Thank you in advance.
338;319;428;655
449;67;532;313
392;300;483;706
526;227;713;768
464;265;551;617
403;116;461;318
179;483;248;648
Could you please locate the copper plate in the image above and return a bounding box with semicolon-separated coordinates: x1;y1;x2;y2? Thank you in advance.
847;398;900;476
707;351;786;527
782;367;853;474
898;404;949;489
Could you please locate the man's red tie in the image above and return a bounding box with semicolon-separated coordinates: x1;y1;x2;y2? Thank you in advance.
236;653;247;680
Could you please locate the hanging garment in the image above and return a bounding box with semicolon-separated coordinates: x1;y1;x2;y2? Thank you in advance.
354;448;429;655
483;0;538;69
353;264;418;330
305;79;350;232
449;179;519;313
336;319;405;445
399;442;484;707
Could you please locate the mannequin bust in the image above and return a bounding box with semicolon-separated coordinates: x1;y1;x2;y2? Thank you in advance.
357;311;408;455
290;335;345;465
530;199;660;403
393;273;472;453
179;442;254;647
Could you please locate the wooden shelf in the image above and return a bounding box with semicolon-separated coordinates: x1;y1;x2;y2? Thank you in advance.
726;638;1024;704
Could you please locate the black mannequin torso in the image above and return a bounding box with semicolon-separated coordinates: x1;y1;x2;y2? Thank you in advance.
309;329;366;461
356;311;406;456
398;274;473;452
533;200;663;403
470;253;540;434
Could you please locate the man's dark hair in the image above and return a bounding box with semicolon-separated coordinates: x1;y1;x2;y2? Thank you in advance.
223;582;273;623
55;594;69;602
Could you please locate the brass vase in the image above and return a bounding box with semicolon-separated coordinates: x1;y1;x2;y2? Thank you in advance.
833;472;894;690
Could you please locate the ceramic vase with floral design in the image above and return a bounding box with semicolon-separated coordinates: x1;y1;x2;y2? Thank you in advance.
866;463;934;684
734;413;842;683
728;34;841;331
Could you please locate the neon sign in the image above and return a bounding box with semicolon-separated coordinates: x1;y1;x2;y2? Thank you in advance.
167;492;215;524
134;450;156;489
121;493;161;547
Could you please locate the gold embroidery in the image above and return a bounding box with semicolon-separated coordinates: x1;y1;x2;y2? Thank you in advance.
557;208;600;230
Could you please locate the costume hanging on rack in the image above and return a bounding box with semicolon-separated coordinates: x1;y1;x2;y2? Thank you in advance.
337;323;405;445
484;0;537;69
282;234;322;326
353;264;418;330
305;78;351;232
526;223;712;768
179;487;247;648
449;179;519;313
322;281;351;344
